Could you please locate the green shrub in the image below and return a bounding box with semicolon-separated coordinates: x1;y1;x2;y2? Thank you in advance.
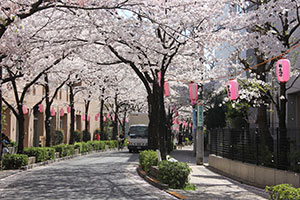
104;140;117;149
88;141;104;151
52;144;75;157
53;129;64;145
99;141;106;150
87;141;105;151
266;184;300;200
45;147;56;160
158;160;191;189
2;154;28;169
82;130;91;142
70;130;81;144
139;150;158;173
24;147;48;162
74;142;92;153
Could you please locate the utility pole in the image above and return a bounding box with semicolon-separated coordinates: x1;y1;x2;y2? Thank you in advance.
196;84;204;165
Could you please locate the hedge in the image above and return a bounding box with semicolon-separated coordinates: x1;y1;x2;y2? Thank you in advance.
2;154;28;169
139;150;158;173
52;144;75;157
266;184;300;200
24;147;48;163
158;160;191;189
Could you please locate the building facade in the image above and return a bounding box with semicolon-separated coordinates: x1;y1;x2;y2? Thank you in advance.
3;85;102;147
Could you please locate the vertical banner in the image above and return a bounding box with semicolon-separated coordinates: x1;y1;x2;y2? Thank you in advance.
197;100;203;127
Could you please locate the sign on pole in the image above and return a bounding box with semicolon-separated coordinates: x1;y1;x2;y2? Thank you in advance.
197;100;203;127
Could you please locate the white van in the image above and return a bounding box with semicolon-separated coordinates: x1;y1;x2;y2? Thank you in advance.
127;113;149;153
128;124;148;153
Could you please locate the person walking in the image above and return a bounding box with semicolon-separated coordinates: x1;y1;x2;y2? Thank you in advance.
1;133;10;155
118;133;125;150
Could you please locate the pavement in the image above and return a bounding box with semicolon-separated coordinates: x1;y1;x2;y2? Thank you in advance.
0;146;269;199
169;145;268;200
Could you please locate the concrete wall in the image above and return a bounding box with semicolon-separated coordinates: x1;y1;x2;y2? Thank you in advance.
209;154;300;188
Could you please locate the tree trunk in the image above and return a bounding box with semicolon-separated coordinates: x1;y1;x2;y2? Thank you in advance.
17;110;25;154
99;98;104;134
112;95;119;140
147;90;159;150
254;57;273;151
122;109;127;135
278;82;288;168
69;86;75;144
84;100;90;141
45;75;52;147
159;89;167;160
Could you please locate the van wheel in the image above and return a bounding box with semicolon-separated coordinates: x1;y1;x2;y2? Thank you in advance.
129;149;133;153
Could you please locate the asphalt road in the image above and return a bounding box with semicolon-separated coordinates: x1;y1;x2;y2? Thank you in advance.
0;150;176;200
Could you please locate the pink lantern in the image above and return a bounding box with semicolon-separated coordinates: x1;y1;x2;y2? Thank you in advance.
22;105;28;114
60;108;64;117
51;107;55;116
67;106;71;113
183;121;187;127
103;116;107;122
106;113;110;119
82;115;86;121
276;58;290;83
95;115;98;121
189;82;198;105
158;71;161;86
189;123;192;128
226;79;239;100
112;115;115;121
38;104;44;113
125;118;129;123
164;82;170;97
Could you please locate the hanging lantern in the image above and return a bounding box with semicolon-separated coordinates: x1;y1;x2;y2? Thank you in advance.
158;71;161;86
184;121;187;127
276;58;290;83
38;104;44;113
189;82;198;105
51;107;56;116
164;82;170;97
125;118;129;123
67;106;71;113
82;115;86;121
22;105;28;114
106;113;110;119
189;123;192;128
112;115;115;121
103;116;107;122
226;79;239;100
95;115;99;121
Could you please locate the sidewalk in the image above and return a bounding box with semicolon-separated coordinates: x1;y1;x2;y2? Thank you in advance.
169;145;268;200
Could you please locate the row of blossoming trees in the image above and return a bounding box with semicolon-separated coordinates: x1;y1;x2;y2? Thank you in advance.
0;0;300;161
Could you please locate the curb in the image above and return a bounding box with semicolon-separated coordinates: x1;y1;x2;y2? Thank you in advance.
21;148;120;170
136;166;189;199
1;148;120;175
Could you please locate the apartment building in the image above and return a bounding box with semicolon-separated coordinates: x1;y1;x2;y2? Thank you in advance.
3;85;101;148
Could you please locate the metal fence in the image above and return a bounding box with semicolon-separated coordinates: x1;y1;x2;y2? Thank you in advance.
209;128;300;173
